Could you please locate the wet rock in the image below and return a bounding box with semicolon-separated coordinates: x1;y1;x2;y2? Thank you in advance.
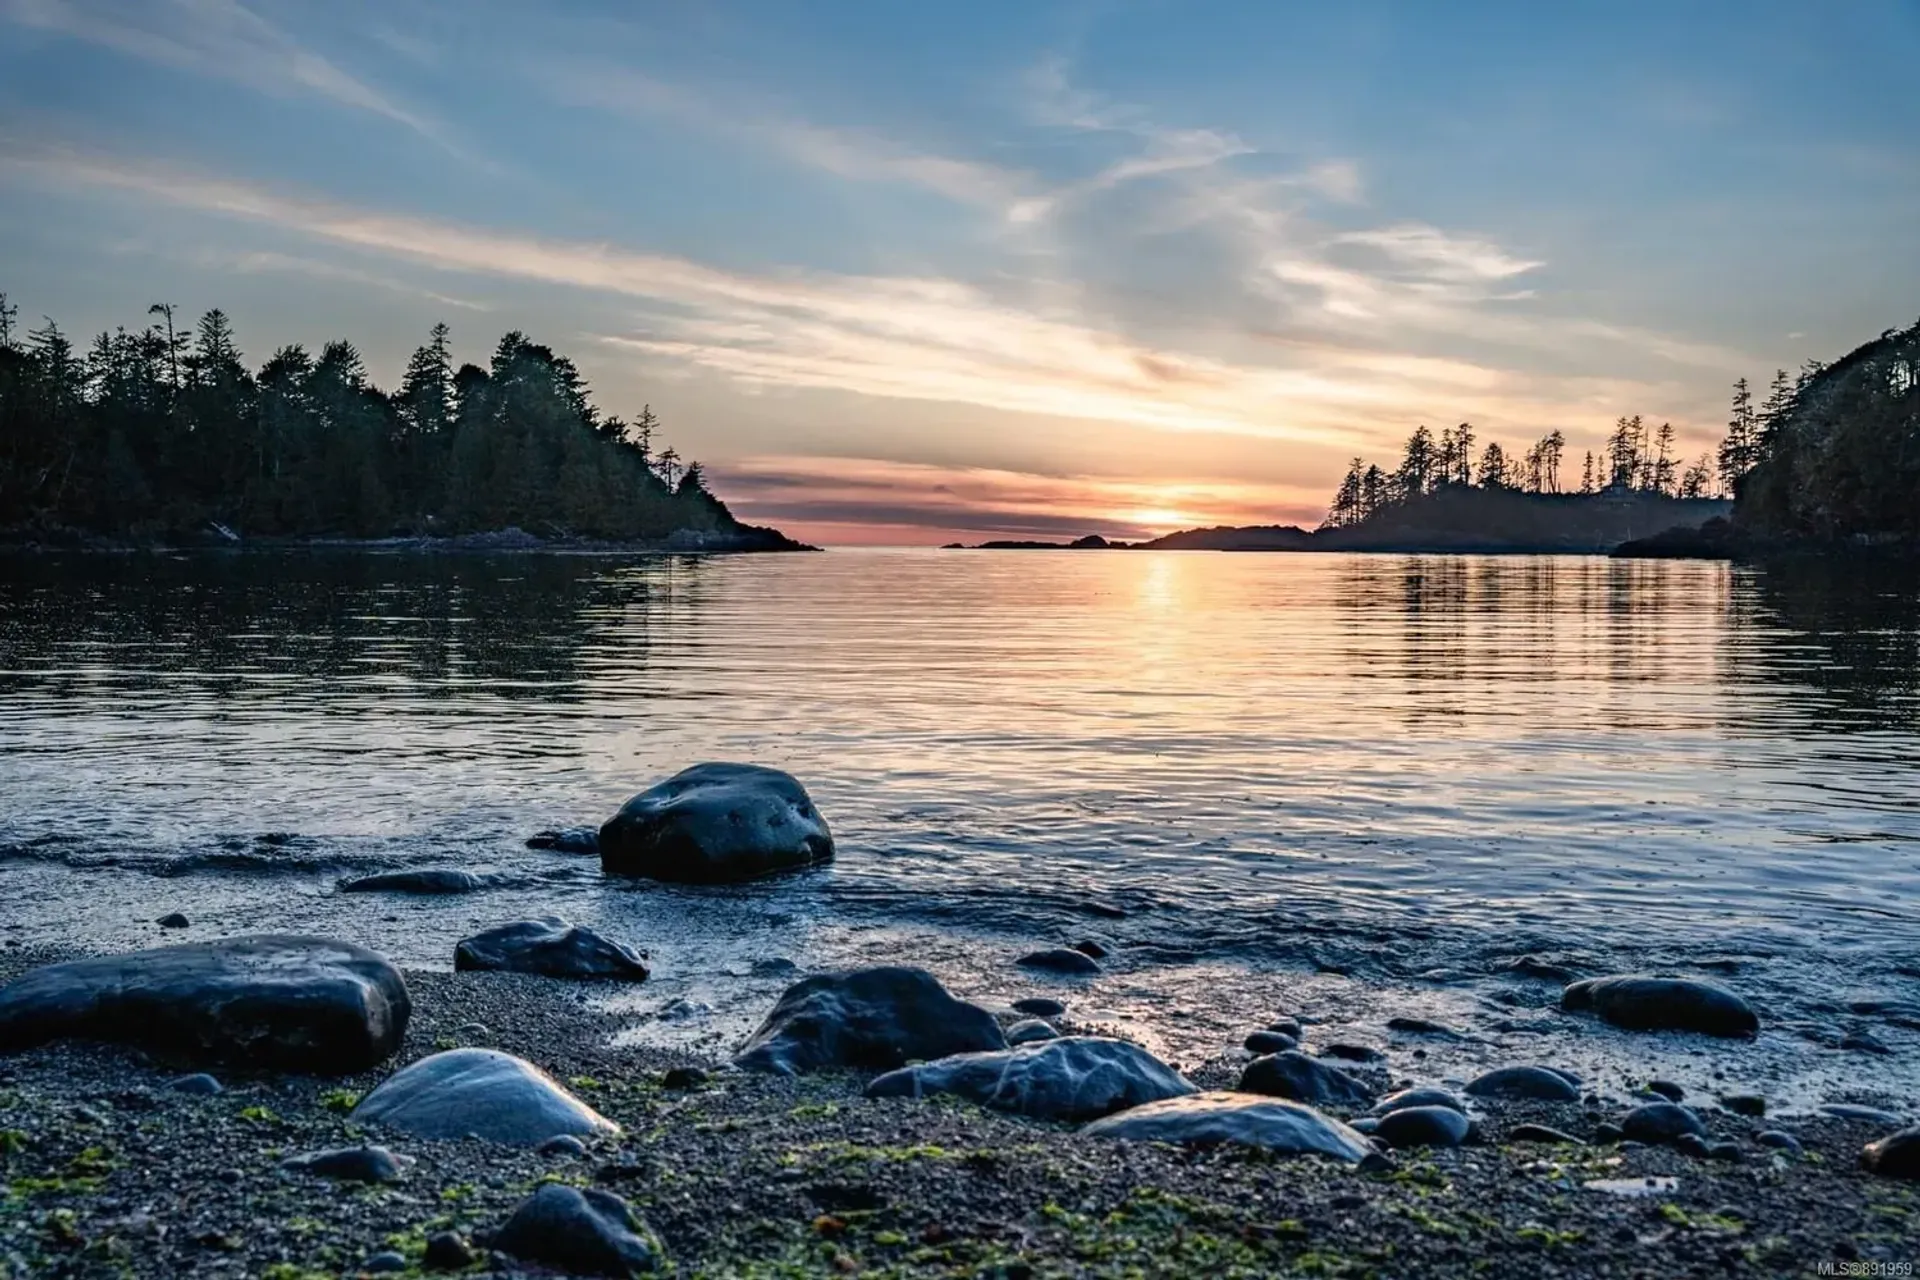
1592;1121;1624;1144
1620;1102;1707;1144
1505;955;1576;981
1509;1124;1582;1144
1755;1130;1802;1155
1320;1042;1383;1064
1371;1087;1466;1116
1082;1091;1374;1160
1016;948;1101;976
527;827;599;855
1237;1051;1374;1107
363;1251;408;1274
868;1036;1195;1122
352;1048;619;1146
283;1145;405;1183
1674;1132;1710;1158
1070;940;1108;959
1386;1017;1462;1038
1006;1019;1060;1045
1464;1065;1580;1102
166;1073;222;1096
453;918;649;981
1863;1127;1920;1179
1647;1080;1685;1102
1841;1031;1892;1055
1719;1093;1765;1117
1821;1104;1906;1126
1374;1104;1470;1149
1267;1017;1304;1039
1704;1141;1743;1162
1243;1030;1298;1055
1561;975;1758;1038
599;763;832;883
0;935;409;1073
1012;997;1067;1018
155;913;189;929
494;1184;658;1276
540;1134;590;1157
660;1066;707;1091
1349;1116;1379;1134
423;1231;476;1271
338;869;491;895
734;966;1004;1075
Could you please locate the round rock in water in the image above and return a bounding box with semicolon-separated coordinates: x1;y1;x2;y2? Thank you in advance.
599;762;832;883
351;1048;619;1146
1006;1018;1060;1045
733;966;1004;1075
1237;1050;1374;1107
1371;1087;1466;1116
1464;1065;1581;1102
1561;975;1758;1038
1012;997;1067;1018
338;869;491;895
1373;1104;1471;1149
494;1184;658;1276
1081;1091;1374;1162
866;1036;1195;1122
1620;1101;1707;1144
1015;948;1102;976
1863;1126;1920;1180
526;827;599;855
1244;1030;1298;1055
0;935;409;1074
453;917;649;981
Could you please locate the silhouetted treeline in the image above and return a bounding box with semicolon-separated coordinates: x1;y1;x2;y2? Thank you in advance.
1734;318;1920;541
0;294;750;541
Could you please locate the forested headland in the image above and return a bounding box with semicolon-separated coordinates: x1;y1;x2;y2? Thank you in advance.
0;294;802;550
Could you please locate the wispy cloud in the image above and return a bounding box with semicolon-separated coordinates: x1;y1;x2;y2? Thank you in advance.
1;0;453;151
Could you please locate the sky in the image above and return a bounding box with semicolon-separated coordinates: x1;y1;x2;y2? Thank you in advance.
2;1;1916;545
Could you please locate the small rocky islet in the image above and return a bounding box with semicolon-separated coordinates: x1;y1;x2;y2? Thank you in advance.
0;764;1915;1277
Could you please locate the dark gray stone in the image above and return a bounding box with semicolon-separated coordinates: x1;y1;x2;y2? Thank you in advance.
454;918;649;981
1386;1017;1462;1038
1464;1065;1580;1102
1647;1080;1685;1102
1756;1130;1802;1154
494;1184;658;1276
1373;1104;1470;1149
156;913;189;929
1674;1132;1710;1158
422;1231;475;1271
866;1036;1194;1122
338;869;490;895
283;1145;405;1183
352;1048;619;1146
1016;948;1102;976
1509;1124;1582;1144
1081;1091;1374;1162
1620;1102;1707;1144
539;1134;590;1157
363;1251;407;1274
735;966;1004;1075
599;763;832;883
1561;975;1758;1038
660;1066;707;1091
1006;1019;1060;1045
1704;1140;1743;1162
1821;1104;1905;1126
1863;1126;1920;1179
0;935;409;1074
166;1073;222;1096
1371;1087;1466;1116
527;827;599;855
1266;1018;1303;1039
1012;997;1066;1018
1592;1121;1624;1144
1320;1043;1383;1063
1244;1030;1298;1055
1237;1051;1374;1107
1070;940;1108;959
1719;1093;1765;1117
1842;1031;1892;1055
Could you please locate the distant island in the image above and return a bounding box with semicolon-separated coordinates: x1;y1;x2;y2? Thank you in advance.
0;294;806;552
951;316;1917;559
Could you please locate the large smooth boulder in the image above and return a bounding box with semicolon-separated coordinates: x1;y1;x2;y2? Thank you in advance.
0;935;409;1073
1620;1101;1707;1144
454;918;648;981
1465;1065;1581;1102
866;1036;1195;1121
734;966;1004;1075
599;763;833;883
1562;975;1758;1038
1237;1050;1375;1107
352;1048;619;1146
1082;1092;1374;1162
494;1185;658;1276
1374;1105;1471;1149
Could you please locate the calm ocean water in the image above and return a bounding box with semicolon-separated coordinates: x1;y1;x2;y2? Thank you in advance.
2;549;1917;1089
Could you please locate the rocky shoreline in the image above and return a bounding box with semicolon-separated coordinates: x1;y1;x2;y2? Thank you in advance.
0;947;1914;1278
0;524;817;556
